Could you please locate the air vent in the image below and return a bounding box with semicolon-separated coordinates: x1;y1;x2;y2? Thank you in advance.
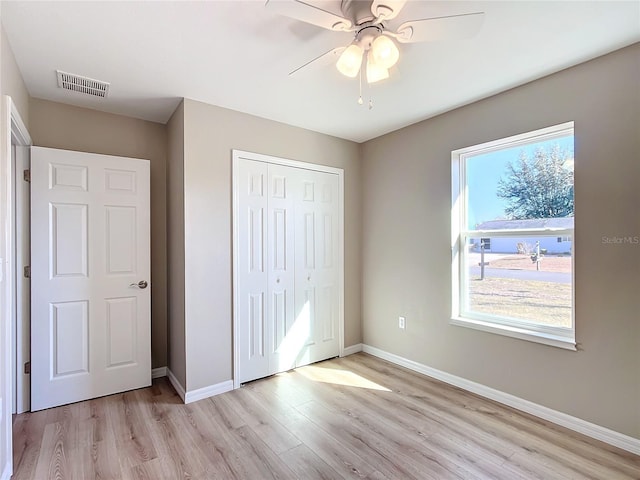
56;70;110;98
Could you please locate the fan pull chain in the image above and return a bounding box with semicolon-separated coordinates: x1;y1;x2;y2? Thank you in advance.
358;67;364;105
356;59;373;109
366;67;373;110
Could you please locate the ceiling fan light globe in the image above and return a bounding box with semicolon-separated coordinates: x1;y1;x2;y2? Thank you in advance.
366;56;389;83
371;35;399;69
336;44;364;78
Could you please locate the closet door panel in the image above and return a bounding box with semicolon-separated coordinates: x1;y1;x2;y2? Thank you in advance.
267;165;296;374
294;169;315;367
312;171;340;362
237;160;270;383
294;169;339;367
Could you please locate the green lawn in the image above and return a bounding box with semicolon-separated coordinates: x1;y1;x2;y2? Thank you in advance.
468;276;572;328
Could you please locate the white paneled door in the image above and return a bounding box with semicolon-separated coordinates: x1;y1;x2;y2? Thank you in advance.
234;153;341;385
294;167;340;367
30;147;151;411
236;159;270;383
266;163;297;375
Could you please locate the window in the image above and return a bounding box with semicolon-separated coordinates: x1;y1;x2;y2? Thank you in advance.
451;122;575;349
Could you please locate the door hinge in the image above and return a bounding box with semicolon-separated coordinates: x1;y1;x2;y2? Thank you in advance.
23;266;30;278
23;169;31;183
24;361;31;375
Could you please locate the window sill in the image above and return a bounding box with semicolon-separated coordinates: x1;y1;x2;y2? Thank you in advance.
450;317;577;351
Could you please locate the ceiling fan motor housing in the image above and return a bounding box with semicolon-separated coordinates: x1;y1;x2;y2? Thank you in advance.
356;24;383;50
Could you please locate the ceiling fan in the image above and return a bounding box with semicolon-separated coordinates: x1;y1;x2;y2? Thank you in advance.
266;0;485;83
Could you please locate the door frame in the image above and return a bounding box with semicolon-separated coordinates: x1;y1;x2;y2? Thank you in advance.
1;96;31;479
12;144;30;414
231;150;345;389
9;101;31;414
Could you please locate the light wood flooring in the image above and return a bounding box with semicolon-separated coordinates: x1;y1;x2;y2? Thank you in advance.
12;353;640;479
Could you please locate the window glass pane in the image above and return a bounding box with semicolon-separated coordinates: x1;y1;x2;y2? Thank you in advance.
464;235;572;328
453;124;575;344
466;136;574;231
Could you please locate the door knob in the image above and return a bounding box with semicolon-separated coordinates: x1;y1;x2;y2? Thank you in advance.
129;280;148;289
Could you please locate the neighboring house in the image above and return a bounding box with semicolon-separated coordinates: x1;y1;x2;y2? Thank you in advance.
472;217;573;254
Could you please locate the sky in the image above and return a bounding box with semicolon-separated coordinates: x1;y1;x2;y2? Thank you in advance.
466;135;574;229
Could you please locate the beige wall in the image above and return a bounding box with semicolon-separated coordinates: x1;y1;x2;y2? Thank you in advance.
180;99;361;391
361;44;640;438
1;23;29;126
166;101;186;387
29;98;168;368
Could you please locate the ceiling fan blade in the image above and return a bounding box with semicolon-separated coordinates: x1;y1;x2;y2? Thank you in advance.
395;12;485;44
266;0;353;32
371;0;407;21
289;46;346;76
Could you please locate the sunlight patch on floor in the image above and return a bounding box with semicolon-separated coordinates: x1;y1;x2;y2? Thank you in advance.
296;365;391;391
276;301;311;371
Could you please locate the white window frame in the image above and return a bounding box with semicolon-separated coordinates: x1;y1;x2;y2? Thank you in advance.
451;122;576;350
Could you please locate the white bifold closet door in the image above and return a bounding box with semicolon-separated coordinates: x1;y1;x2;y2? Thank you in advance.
236;158;340;384
294;166;340;367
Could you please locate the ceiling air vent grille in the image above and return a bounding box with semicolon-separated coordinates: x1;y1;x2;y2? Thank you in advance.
56;70;110;98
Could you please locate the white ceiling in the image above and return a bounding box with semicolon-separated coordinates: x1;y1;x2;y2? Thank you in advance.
2;1;639;143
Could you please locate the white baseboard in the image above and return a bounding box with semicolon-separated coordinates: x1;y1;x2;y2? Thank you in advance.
166;368;186;402
342;343;363;356
362;344;640;456
184;380;234;404
165;368;233;405
152;366;167;379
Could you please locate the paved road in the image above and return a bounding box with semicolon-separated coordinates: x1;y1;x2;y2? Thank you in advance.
469;266;571;284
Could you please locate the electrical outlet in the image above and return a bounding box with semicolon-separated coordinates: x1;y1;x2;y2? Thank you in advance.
398;316;406;329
